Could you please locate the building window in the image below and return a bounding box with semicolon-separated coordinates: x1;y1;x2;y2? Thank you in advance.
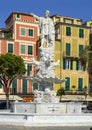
90;24;92;34
66;43;71;56
12;79;17;94
79;29;84;38
55;28;60;34
27;64;32;76
20;44;33;55
63;59;73;70
16;14;20;18
0;42;1;53
20;45;26;54
66;60;71;70
65;77;70;91
71;20;74;24
79;44;83;56
8;43;13;53
22;79;27;94
20;28;26;36
55;28;60;39
76;61;82;70
78;78;83;91
66;27;71;36
28;29;33;37
63;18;66;23
28;45;33;55
33;83;38;90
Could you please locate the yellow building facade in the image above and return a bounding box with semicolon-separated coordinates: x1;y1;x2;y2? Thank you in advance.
52;15;90;93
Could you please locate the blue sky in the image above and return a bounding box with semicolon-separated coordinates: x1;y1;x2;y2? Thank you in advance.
0;0;92;27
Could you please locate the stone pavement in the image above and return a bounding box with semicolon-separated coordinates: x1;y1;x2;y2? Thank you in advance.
0;112;92;127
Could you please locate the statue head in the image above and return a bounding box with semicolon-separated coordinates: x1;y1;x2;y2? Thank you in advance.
45;10;50;18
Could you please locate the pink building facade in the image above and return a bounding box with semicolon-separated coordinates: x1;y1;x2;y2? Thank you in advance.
0;12;39;94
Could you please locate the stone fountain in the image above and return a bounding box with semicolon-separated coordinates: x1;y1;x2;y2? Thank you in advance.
12;11;85;116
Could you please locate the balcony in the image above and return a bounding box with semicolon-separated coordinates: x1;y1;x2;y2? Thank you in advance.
63;51;79;59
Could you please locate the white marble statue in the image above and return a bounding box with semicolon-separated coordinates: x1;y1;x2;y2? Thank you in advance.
27;10;66;92
31;10;55;48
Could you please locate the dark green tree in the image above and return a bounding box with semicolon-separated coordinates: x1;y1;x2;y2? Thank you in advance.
80;45;92;93
83;86;88;103
80;45;92;73
0;53;26;109
57;87;65;102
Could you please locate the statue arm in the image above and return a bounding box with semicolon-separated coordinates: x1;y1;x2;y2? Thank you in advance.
31;13;40;21
32;58;40;66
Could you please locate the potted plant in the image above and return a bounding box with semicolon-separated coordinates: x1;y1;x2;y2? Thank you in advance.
72;85;76;94
57;87;65;102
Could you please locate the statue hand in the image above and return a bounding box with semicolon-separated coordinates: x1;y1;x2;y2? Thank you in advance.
30;13;35;16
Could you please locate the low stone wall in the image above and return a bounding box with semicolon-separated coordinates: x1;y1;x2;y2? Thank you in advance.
26;113;92;126
0;113;92;126
12;102;83;114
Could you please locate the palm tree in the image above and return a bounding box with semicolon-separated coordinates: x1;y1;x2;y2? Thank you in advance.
57;87;65;102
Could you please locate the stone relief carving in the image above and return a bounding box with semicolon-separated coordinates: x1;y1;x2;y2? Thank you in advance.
34;88;59;103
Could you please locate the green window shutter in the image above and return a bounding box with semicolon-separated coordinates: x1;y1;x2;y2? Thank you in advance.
16;14;20;18
63;59;65;69
28;29;33;36
79;29;84;38
66;43;70;56
76;61;82;71
27;64;32;76
65;77;70;91
12;79;17;94
28;45;33;55
0;83;2;88
66;27;71;36
79;45;83;56
78;78;83;91
76;61;78;70
22;79;27;94
0;80;2;88
8;44;13;53
21;28;26;35
21;45;25;54
33;83;38;90
70;60;73;70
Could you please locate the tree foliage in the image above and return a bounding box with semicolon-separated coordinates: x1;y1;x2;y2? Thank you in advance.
0;53;26;109
80;45;92;74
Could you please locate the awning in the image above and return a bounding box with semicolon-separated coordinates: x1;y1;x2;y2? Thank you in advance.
61;95;92;101
0;95;23;101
